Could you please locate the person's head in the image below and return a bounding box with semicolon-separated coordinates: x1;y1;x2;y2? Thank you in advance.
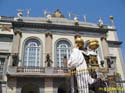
75;37;84;49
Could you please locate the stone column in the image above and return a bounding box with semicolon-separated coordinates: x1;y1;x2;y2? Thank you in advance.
45;32;53;66
7;77;17;93
10;31;22;66
12;31;22;54
44;78;53;93
100;37;109;68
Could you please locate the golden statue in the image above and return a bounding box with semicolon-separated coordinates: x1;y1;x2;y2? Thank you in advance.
87;40;99;66
75;37;84;49
88;40;99;50
68;36;95;93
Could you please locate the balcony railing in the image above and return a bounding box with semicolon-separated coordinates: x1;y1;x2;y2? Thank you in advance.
53;67;69;73
8;66;71;77
17;66;45;73
16;66;69;73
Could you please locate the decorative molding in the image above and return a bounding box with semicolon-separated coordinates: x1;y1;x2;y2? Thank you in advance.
15;27;106;38
100;36;107;41
1;24;11;32
45;32;53;38
12;22;109;33
74;34;81;39
14;31;22;36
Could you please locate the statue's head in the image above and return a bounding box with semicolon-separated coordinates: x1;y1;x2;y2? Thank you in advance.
75;37;84;49
88;40;99;50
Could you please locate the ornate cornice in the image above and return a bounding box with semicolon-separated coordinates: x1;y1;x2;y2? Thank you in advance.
12;22;109;34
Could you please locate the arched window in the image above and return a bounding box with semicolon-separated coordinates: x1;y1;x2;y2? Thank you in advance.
23;39;41;67
56;40;71;67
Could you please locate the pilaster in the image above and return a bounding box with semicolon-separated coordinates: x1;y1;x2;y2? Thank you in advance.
100;37;109;68
45;32;53;66
12;31;22;54
44;78;53;93
10;31;22;66
7;77;16;93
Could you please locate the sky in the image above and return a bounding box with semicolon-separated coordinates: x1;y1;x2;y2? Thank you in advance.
0;0;125;62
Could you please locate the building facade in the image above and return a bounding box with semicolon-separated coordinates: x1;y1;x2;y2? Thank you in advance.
0;10;125;93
